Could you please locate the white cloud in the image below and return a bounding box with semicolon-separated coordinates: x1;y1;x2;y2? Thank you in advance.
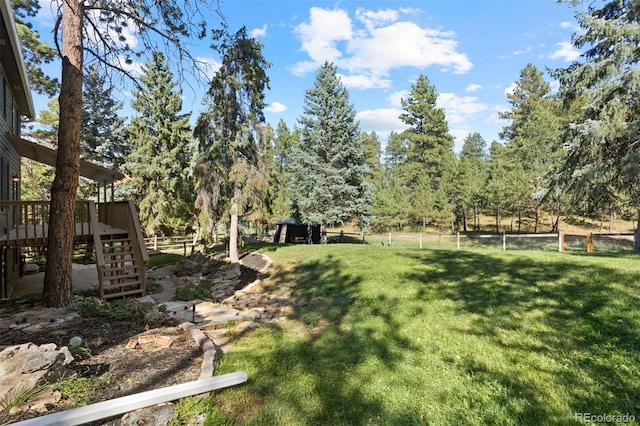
346;21;472;75
355;8;398;31
437;93;487;124
387;90;409;108
337;72;392;89
356;108;406;140
465;84;482;93
265;101;287;113
549;41;581;62
292;6;472;82
251;24;268;39
559;21;572;29
294;7;352;64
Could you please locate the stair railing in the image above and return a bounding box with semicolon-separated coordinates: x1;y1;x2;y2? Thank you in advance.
97;201;148;296
88;201;106;298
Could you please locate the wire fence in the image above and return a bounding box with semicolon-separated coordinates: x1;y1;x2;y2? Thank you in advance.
330;231;635;253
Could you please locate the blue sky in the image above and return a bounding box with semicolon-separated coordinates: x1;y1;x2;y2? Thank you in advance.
30;0;582;152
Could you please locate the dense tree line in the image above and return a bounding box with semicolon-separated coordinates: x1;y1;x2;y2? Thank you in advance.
9;0;640;306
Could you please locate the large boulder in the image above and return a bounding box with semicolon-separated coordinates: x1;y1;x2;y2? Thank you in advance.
0;343;74;403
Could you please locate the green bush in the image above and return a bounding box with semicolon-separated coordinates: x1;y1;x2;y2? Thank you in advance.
72;296;153;320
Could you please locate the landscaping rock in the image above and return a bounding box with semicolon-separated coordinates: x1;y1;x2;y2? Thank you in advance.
0;343;74;405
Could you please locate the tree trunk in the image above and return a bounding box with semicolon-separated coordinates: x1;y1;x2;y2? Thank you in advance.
495;207;500;234
534;206;540;233
229;197;239;263
463;208;468;233
42;0;84;308
517;208;522;233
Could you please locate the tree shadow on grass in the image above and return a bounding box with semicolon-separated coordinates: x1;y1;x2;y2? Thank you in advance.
405;249;640;423
216;250;424;425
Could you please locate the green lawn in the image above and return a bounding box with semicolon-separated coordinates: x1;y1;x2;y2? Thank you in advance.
207;244;640;425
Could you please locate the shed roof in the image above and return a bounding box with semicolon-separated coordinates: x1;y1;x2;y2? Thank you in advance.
7;134;126;184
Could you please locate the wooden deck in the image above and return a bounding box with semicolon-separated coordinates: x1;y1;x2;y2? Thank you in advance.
0;200;148;300
0;222;128;247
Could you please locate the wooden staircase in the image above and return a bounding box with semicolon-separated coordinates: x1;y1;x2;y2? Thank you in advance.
90;201;148;300
98;233;145;299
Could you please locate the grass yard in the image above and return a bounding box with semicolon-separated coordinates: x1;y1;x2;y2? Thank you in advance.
208;244;640;425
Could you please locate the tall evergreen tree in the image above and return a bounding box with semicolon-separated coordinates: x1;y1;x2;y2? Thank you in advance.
397;74;456;228
554;0;640;250
400;74;455;187
372;132;410;232
81;65;128;169
360;131;383;184
269;120;298;222
79;65;129;200
126;52;194;237
500;64;563;231
454;132;488;231
194;27;270;262
485;141;528;233
287;62;373;239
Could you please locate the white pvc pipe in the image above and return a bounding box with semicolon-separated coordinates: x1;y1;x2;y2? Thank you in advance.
13;372;248;426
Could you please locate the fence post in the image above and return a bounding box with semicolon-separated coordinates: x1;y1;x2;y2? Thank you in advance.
558;231;563;252
457;231;460;250
502;231;506;251
419;233;422;249
388;233;391;246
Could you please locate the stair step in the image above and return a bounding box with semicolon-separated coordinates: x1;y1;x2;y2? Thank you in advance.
103;287;145;299
103;266;139;275
104;262;135;269
103;281;142;290
103;272;140;281
101;237;131;244
103;252;133;258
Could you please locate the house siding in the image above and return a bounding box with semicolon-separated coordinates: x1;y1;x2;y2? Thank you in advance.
0;64;24;298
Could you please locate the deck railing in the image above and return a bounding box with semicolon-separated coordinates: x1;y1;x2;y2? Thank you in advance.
0;200;92;246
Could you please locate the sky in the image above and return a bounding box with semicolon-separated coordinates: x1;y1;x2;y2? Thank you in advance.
29;0;583;153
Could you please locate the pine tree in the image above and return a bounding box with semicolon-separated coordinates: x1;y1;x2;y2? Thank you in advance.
78;65;129;200
194;27;270;262
458;132;488;231
500;64;563;231
397;74;456;229
81;65;128;169
287;62;373;239
400;74;455;187
269;120;298;222
484;141;528;233
554;0;640;250
126;52;194;237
